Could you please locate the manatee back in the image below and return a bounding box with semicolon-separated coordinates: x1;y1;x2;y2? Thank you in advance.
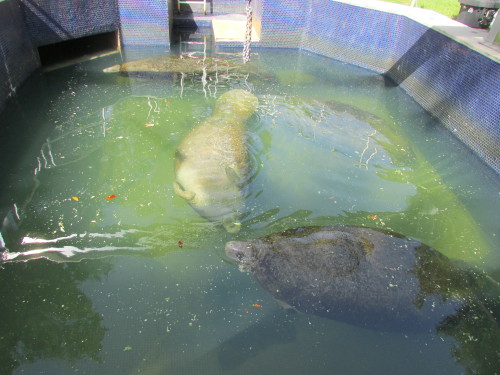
251;225;462;331
257;226;371;278
213;89;259;120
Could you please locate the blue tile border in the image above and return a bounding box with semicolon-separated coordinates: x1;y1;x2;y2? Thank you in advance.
118;0;172;48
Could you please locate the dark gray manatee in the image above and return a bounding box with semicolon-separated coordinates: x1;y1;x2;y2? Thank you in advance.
225;225;495;331
174;89;258;233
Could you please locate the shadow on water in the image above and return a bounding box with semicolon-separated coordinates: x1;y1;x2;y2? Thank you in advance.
231;218;500;373
0;260;111;374
381;27;498;166
20;0;73;41
217;312;296;370
437;297;500;375
249;93;493;264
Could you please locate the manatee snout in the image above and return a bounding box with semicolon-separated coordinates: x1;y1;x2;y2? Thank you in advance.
225;241;251;263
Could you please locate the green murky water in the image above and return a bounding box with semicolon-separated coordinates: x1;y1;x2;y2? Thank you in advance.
0;49;498;374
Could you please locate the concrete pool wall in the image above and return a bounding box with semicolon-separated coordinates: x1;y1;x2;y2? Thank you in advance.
0;0;498;173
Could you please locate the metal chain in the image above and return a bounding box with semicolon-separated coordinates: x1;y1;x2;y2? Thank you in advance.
243;0;252;63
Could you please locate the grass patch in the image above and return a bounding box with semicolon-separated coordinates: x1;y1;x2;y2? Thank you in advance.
379;0;461;18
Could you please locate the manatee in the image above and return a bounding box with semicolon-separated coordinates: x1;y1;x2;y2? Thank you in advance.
103;55;250;75
225;225;496;331
174;89;258;233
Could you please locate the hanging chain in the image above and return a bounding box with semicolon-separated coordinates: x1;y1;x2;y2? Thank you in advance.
243;0;252;63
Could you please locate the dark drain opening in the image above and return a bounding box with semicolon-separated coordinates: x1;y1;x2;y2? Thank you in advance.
37;31;119;67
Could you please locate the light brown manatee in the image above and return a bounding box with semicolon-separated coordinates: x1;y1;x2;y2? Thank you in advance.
174;89;258;233
103;55;251;75
225;225;497;331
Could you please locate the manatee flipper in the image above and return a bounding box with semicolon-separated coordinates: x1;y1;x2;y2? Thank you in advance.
225;166;242;183
173;181;196;202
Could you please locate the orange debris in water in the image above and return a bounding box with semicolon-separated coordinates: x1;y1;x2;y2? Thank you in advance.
105;194;117;200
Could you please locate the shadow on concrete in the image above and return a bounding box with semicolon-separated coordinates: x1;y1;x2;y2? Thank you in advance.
20;0;74;42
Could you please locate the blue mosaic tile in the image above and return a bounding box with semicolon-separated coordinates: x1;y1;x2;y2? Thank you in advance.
20;0;119;46
118;0;172;47
253;0;306;48
0;0;497;172
250;0;499;173
398;28;500;171
309;2;402;68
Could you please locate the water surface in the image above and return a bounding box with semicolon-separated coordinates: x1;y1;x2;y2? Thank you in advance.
0;49;499;375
